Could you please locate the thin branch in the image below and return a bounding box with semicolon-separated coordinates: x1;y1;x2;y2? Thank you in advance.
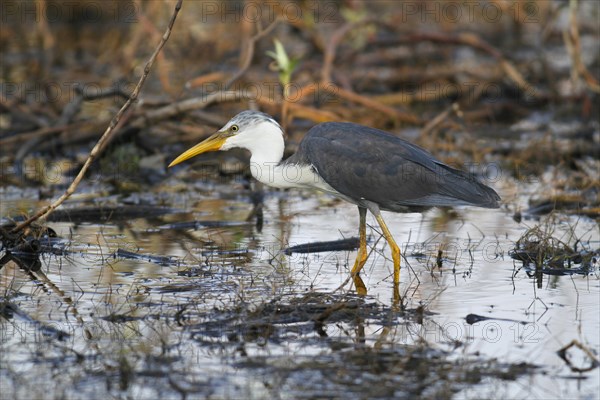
563;0;600;93
130;17;281;127
317;18;421;124
321;20;370;84
420;103;461;137
11;0;184;234
224;18;281;90
331;83;422;124
0;123;81;147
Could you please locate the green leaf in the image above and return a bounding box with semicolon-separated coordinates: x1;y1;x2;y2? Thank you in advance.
266;39;300;91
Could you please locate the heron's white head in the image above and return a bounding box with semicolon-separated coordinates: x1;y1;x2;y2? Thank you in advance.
168;110;285;167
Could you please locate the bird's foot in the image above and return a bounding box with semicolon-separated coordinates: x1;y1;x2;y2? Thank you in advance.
392;283;404;309
353;274;368;296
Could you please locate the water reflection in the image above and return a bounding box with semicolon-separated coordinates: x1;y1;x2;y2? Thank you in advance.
1;191;598;399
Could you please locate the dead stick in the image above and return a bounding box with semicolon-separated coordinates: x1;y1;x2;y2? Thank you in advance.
0;123;84;146
321;20;372;84
318;19;421;124
328;83;422;124
564;0;600;93
131;18;281;128
224;18;281;90
321;17;391;85
421;103;461;137
11;0;184;234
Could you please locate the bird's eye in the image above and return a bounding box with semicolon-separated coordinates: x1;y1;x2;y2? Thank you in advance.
231;125;239;132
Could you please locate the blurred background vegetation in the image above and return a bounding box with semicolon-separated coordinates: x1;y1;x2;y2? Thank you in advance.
0;0;598;207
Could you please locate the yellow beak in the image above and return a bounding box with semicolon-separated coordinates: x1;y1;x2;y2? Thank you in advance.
168;131;228;167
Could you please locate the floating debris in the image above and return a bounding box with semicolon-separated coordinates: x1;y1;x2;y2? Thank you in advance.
510;226;598;276
115;248;177;266
41;205;179;223
158;220;250;230
0;302;71;341
282;237;360;255
557;340;600;373
0;222;66;271
465;313;528;325
525;194;598;217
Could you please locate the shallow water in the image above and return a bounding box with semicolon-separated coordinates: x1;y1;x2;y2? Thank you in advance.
1;184;599;399
269;195;600;397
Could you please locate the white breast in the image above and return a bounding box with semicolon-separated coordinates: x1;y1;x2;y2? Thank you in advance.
250;161;359;205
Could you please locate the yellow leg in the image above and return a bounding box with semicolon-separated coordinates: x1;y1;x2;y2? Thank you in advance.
374;213;401;302
351;207;368;296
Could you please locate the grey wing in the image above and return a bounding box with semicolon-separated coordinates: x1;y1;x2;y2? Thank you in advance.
295;122;500;211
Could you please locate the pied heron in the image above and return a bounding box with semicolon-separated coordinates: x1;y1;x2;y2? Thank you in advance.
169;110;501;300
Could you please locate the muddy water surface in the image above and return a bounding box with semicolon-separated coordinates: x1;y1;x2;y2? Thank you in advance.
1;182;599;399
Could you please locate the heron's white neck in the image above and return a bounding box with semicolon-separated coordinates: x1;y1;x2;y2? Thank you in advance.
222;120;294;188
222;119;339;192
